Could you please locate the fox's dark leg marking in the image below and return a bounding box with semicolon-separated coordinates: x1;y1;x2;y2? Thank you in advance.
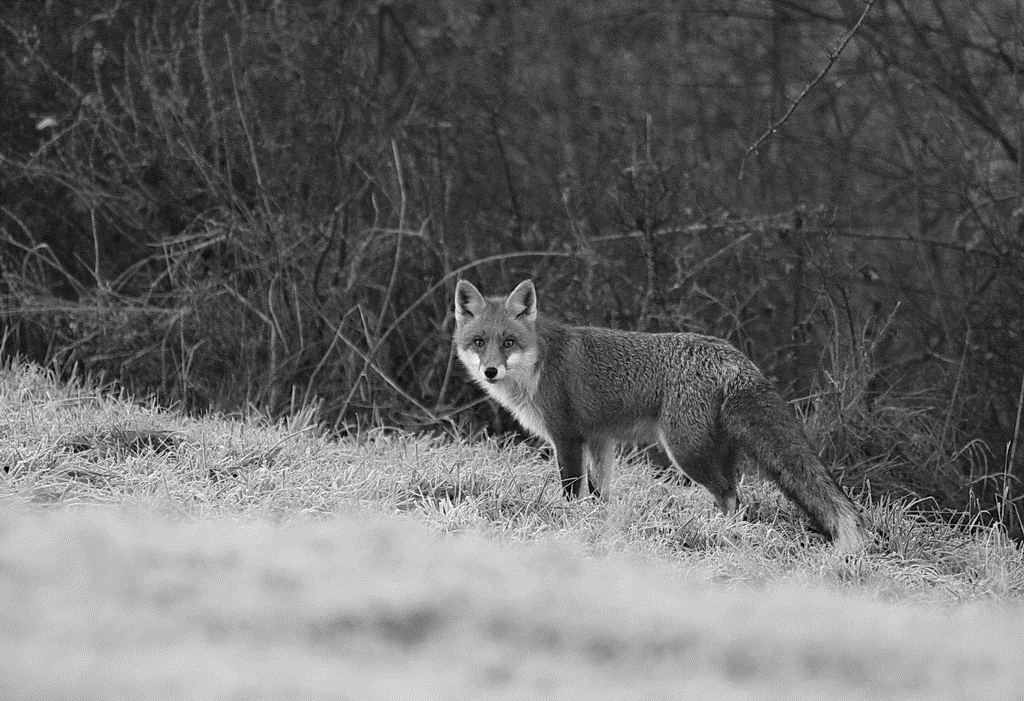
554;440;587;499
584;439;616;500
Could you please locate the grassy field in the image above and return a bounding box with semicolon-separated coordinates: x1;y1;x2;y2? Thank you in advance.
0;362;1022;700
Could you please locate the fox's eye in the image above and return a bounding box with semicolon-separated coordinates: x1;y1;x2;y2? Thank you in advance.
473;338;485;348
502;339;515;348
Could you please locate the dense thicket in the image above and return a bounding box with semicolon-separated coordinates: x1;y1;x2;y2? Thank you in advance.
1;0;1022;533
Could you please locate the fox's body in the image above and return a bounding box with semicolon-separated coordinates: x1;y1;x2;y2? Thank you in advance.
453;279;866;553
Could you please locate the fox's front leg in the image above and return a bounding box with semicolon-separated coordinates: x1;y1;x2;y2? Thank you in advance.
553;440;587;499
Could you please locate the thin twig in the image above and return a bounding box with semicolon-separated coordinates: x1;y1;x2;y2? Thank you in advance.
321;309;442;425
0;17;84;100
740;0;877;180
490;111;523;231
1;207;85;295
1007;371;1024;478
941;327;970;450
225;36;273;221
376;139;406;337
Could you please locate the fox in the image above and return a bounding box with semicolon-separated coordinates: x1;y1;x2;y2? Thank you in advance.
453;278;867;553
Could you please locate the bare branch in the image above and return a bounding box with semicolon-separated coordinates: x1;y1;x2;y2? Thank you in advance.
739;0;878;181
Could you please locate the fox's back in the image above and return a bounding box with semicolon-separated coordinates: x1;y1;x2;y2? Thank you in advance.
533;318;766;440
562;321;757;377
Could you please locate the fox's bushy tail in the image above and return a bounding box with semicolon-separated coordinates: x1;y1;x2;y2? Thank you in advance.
722;380;866;553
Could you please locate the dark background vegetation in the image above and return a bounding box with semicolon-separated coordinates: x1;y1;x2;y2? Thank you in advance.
1;0;1022;535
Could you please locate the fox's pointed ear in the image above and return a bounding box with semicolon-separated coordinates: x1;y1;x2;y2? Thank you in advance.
454;279;485;326
505;279;537;322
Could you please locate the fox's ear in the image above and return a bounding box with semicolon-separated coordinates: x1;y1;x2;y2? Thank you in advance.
454;279;485;325
505;279;537;322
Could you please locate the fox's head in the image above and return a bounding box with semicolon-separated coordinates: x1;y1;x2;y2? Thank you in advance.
453;279;539;387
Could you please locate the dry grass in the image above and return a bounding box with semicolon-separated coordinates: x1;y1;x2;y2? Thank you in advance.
0;361;1023;699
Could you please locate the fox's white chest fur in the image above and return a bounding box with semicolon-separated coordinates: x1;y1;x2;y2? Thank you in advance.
481;375;550;443
459;346;551;443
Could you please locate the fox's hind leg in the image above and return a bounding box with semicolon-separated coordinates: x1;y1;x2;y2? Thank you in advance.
584;439;616;501
656;426;740;516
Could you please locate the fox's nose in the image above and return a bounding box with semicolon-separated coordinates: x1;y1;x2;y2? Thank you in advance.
483;366;498;380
